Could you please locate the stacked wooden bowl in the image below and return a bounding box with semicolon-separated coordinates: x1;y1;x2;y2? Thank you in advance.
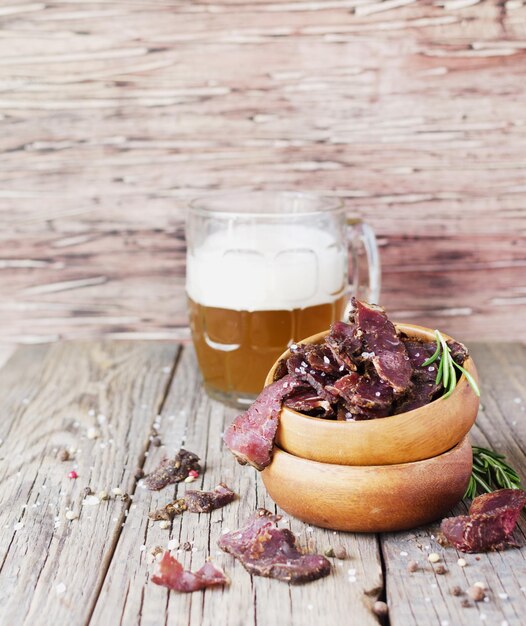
262;324;480;532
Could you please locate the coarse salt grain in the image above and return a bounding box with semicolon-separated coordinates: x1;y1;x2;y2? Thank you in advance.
457;558;467;567
65;510;78;520
400;551;408;556
428;553;440;563
87;427;100;440
13;522;24;531
167;539;178;550
323;356;330;365
82;495;100;506
112;488;123;496
348;576;357;583
474;582;486;589
55;583;66;595
159;520;170;530
139;545;146;551
348;568;356;576
498;592;508;600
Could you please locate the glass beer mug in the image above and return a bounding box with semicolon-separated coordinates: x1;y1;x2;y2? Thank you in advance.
186;192;380;408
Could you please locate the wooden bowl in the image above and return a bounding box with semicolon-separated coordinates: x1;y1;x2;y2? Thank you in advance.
266;323;479;466
261;436;472;532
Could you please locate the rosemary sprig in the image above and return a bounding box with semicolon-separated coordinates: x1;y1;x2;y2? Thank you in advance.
464;446;522;499
422;330;480;399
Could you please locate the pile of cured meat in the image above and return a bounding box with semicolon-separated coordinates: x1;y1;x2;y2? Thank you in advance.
224;299;468;470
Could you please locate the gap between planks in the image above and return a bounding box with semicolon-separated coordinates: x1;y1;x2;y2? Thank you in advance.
83;345;184;626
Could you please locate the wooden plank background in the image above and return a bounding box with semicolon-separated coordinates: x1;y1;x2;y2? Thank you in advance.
0;0;525;344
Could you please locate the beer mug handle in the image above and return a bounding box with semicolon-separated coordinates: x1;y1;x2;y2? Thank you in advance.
345;219;381;314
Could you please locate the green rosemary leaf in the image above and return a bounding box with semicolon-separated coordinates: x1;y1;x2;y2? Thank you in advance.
422;333;441;366
464;476;477;500
435;353;444;385
472;472;494;493
426;328;480;400
453;361;481;397
438;333;450;388
464;446;523;499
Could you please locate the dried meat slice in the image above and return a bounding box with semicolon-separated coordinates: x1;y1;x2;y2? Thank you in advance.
326;370;393;419
448;339;469;366
325;321;361;372
284;386;334;418
148;498;187;521
440;489;526;553
151;552;228;592
218;509;331;584
353;299;412;393
303;343;342;376
223;375;302;470
184;483;236;513
395;339;442;413
286;352;338;403
144;449;201;491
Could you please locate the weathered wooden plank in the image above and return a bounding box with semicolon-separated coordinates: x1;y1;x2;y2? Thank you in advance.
0;0;526;343
0;341;179;625
0;342;17;369
381;341;526;626
91;346;383;626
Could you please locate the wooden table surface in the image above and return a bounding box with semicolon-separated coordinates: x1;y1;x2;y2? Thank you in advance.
0;340;525;626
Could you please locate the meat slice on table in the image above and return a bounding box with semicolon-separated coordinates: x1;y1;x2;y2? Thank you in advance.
144;449;201;491
184;483;236;513
440;488;526;553
223;374;302;470
218;509;331;584
352;299;413;393
151;552;229;593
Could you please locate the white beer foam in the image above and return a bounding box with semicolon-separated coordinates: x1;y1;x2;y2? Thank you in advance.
187;224;346;311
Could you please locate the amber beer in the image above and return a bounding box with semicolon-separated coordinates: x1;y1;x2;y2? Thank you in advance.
188;295;346;401
187;221;349;406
